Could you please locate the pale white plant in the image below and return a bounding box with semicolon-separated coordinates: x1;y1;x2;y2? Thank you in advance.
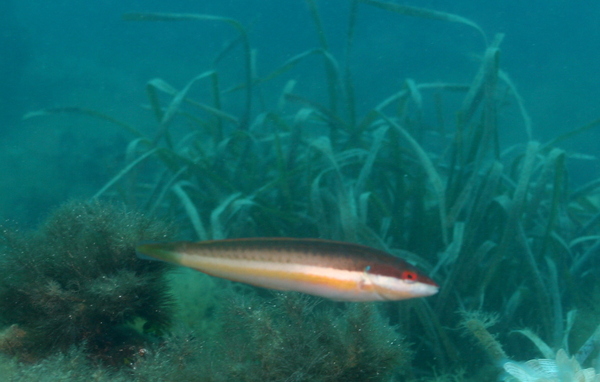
503;349;600;382
502;314;600;382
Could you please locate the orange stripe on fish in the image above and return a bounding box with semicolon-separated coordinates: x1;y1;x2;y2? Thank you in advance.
136;238;438;301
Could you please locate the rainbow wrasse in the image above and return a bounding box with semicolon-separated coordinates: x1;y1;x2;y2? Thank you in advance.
136;238;438;302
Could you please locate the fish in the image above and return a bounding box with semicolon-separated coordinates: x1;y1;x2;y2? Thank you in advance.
136;238;438;302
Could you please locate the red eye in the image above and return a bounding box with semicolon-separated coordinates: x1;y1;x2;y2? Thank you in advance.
401;271;418;282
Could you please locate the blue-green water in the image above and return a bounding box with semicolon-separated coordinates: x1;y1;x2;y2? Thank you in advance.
1;0;598;224
0;1;599;380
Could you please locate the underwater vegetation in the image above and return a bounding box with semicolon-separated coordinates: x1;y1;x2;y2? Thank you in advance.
461;310;600;381
0;201;174;366
14;0;600;380
126;292;411;382
0;291;411;381
211;293;410;381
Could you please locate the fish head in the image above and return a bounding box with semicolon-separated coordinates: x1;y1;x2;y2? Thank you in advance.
365;264;439;301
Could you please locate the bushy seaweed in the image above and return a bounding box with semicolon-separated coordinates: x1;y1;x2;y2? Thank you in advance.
125;291;411;382
215;292;411;381
0;200;174;366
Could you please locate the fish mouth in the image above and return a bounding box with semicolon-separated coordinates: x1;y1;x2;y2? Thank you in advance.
373;281;439;301
404;282;439;299
419;283;439;297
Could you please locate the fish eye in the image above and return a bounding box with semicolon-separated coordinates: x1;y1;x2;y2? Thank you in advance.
401;271;418;283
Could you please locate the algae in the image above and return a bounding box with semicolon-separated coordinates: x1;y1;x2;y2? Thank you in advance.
0;201;174;366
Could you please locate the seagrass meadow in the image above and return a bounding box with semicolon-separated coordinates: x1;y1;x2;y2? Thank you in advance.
3;0;600;381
